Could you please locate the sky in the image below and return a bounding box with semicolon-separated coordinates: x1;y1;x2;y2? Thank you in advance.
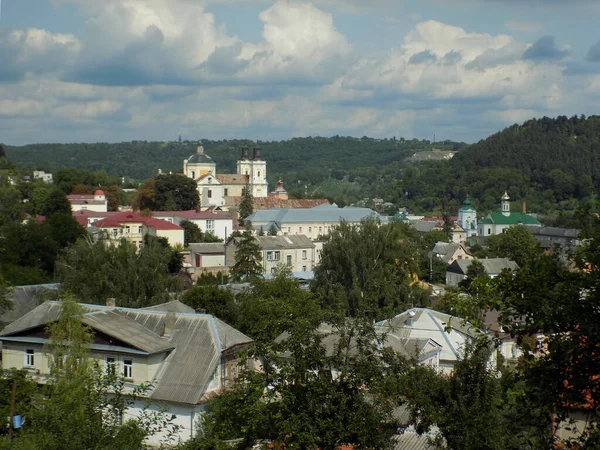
1;0;600;145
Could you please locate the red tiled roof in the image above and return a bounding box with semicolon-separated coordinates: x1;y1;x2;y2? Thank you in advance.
94;212;182;230
152;210;233;220
216;174;250;185
225;195;329;210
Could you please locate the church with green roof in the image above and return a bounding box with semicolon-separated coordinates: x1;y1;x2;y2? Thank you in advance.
477;192;541;237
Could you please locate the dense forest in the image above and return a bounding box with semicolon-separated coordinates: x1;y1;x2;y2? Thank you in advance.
6;115;600;217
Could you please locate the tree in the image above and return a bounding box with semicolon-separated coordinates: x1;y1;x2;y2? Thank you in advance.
313;220;421;320
70;184;90;195
0;274;13;315
238;185;253;225
55;238;184;307
268;223;278;236
40;189;71;217
7;297;179;449
458;259;487;292
45;213;87;249
133;178;156;211
487;225;539;266
189;314;402;450
181;285;238;325
0;184;24;226
154;174;199;211
180;219;203;245
230;225;262;282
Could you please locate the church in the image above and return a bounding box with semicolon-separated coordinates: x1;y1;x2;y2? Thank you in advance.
183;143;268;207
477;191;540;236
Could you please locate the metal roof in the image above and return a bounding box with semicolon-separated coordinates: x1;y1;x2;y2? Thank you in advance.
1;283;59;327
247;205;380;225
188;243;226;254
141;300;196;314
255;235;315;250
0;301;253;405
446;258;518;276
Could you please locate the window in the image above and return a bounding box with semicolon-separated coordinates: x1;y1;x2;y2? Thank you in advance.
319;227;322;233
309;227;312;233
206;220;215;232
208;190;212;198
191;171;195;179
487;228;491;235
123;359;133;380
105;356;117;374
224;188;228;196
302;250;307;260
271;267;276;274
299;227;303;233
267;251;280;261
258;170;261;177
302;265;307;272
125;226;130;234
138;241;143;249
25;349;35;367
286;255;292;265
112;228;118;237
138;226;143;234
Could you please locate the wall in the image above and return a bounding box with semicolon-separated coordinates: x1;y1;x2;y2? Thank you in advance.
153;228;185;247
261;247;314;274
445;271;467;287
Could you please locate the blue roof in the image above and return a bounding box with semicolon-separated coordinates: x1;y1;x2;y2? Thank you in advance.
247;205;381;224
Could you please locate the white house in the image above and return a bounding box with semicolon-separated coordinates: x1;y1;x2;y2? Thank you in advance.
152;210;233;242
246;204;381;240
188;243;226;274
67;190;108;212
90;211;184;248
0;300;253;446
33;170;53;183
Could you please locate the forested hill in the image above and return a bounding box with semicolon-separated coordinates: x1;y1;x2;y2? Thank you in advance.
451;115;600;185
5;136;465;186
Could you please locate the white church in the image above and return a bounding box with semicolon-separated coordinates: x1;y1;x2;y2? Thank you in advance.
183;143;268;207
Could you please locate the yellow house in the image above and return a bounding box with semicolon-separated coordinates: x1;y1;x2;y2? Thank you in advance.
0;300;253;446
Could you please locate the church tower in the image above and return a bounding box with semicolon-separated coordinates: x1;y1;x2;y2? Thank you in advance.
458;196;477;238
183;142;216;180
501;191;511;216
236;146;268;198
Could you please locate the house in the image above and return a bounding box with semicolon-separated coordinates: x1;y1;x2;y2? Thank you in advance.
152;210;234;241
525;225;582;254
90;211;184;248
445;258;518;287
188;243;226;275
429;242;472;265
33;170;53;183
0;300;254;446
67;190;108;212
410;218;466;244
246;204;381;240
478;192;540;237
376;308;490;373
226;235;317;274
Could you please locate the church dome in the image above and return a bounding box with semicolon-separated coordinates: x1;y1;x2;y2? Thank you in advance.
186;143;215;164
459;196;475;211
502;191;510;201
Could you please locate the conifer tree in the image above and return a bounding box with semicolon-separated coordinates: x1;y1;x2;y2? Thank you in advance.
231;224;262;282
238;185;254;226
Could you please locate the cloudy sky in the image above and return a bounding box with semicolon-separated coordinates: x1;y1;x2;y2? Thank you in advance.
1;0;600;145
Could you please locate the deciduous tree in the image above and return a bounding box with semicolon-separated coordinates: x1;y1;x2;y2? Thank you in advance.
154;174;199;211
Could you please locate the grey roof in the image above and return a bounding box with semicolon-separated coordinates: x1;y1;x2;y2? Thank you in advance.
525;225;580;239
0;283;59;327
186;153;215;165
141;300;196;314
393;431;437;450
263;271;314;281
446;258;518;276
430;242;468;264
0;301;253;405
255;235;315;250
246;205;380;225
82;310;174;354
410;220;440;234
188;243;225;254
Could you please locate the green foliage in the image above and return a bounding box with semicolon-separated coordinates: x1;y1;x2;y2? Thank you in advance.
181;286;238;325
313;220;422;320
267;223;278;236
181;219;203;245
230;226;262;282
154;173;199;211
190;315;401;450
487;224;540;266
238;185;253;225
40;189;71;217
132;178;156;211
55;238;184;307
0;184;24;227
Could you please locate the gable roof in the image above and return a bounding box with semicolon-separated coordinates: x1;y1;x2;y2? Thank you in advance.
481;211;540;226
430;242;469;264
446;258;519;276
0;301;253;405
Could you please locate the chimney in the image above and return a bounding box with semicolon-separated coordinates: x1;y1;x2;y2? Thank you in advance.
163;311;176;337
240;147;250;160
106;298;116;307
253;146;262;160
522;200;527;215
